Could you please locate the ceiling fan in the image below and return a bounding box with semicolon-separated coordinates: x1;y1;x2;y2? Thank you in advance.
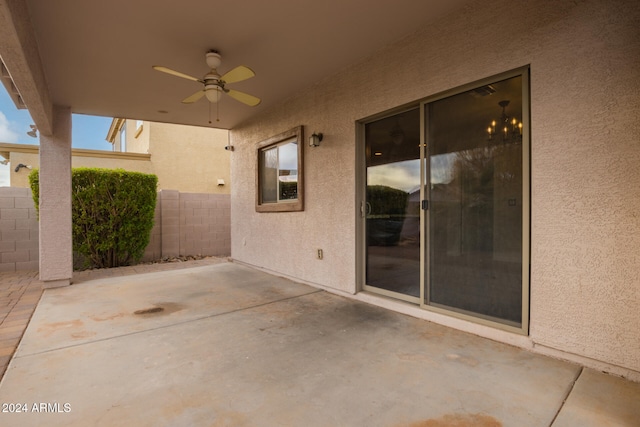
153;50;261;107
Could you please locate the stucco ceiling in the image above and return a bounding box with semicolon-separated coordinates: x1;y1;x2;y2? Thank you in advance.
22;0;472;129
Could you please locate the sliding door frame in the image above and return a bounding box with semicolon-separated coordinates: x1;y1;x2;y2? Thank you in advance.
356;66;530;335
420;67;530;335
356;104;421;304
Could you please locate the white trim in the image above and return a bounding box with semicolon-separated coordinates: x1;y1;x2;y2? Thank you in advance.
106;118;125;143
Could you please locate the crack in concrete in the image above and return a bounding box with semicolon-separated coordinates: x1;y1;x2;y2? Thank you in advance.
549;366;583;426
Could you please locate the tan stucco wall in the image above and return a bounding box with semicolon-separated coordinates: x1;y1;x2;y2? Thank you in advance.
148;122;230;194
5;152;37;187
230;0;640;375
125;120;150;154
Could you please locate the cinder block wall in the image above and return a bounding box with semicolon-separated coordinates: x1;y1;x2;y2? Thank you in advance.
143;198;162;261
0;188;230;271
143;190;231;261
0;188;39;272
179;192;230;257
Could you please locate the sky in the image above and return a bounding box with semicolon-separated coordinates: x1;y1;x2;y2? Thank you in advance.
0;86;114;186
367;154;455;194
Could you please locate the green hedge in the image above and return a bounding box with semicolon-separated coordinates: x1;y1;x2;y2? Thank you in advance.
366;185;408;216
29;168;157;269
366;185;409;246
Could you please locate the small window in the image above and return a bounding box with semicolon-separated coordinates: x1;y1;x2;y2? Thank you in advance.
256;126;304;212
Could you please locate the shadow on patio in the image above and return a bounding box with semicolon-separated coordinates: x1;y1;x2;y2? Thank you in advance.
0;261;638;426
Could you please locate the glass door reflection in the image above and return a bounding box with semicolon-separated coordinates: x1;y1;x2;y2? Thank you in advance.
426;75;523;325
365;108;421;299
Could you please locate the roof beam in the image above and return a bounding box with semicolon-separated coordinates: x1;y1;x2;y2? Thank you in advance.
0;0;53;135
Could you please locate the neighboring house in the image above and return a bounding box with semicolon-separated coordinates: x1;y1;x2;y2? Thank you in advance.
0;142;152;188
105;119;231;194
0;120;230;194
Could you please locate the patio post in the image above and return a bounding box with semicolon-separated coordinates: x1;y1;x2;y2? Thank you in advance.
38;105;73;288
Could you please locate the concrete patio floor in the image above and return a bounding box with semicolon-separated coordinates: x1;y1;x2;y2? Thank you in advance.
0;261;638;426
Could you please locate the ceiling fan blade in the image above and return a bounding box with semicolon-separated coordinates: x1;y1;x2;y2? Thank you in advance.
221;66;255;84
153;66;202;83
182;90;205;104
226;89;261;106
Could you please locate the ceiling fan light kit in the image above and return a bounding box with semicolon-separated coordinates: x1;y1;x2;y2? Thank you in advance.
204;87;222;104
205;87;223;103
152;50;261;107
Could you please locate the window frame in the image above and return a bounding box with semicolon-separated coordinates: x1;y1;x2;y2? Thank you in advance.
255;125;304;212
119;123;126;152
135;120;144;138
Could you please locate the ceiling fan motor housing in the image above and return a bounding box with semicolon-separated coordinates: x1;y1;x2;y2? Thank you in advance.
206;51;222;70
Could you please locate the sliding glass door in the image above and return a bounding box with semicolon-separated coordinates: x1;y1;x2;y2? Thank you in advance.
361;68;529;331
425;73;527;327
364;108;421;301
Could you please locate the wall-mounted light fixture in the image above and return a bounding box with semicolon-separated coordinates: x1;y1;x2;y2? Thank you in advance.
27;125;37;138
217;179;225;186
309;132;323;147
14;163;32;172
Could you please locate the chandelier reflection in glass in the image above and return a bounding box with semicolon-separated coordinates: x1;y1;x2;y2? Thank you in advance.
487;100;522;143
